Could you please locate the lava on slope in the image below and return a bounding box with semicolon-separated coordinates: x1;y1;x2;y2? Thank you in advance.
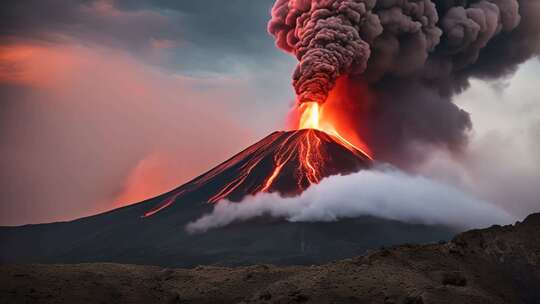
143;129;372;218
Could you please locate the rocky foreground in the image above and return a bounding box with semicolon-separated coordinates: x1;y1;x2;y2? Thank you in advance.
1;213;539;304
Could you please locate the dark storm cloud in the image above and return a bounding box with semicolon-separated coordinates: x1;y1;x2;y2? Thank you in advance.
0;0;176;49
118;1;277;53
0;0;279;71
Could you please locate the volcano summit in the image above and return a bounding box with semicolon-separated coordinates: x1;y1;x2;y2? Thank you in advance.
0;129;453;267
143;129;372;218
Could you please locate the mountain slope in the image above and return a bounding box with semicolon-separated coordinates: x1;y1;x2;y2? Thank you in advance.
142;129;371;217
0;130;454;267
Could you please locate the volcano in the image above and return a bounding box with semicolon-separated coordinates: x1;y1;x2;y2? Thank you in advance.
142;129;372;218
0;130;454;267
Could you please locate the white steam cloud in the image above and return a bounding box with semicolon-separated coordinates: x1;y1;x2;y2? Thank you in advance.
187;165;515;234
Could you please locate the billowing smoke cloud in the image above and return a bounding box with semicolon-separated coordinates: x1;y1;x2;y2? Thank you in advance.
269;0;540;165
187;165;515;233
269;0;378;103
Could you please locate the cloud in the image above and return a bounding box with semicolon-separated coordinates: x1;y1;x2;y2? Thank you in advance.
187;165;515;233
0;0;281;73
417;61;540;219
0;41;255;225
0;0;178;53
110;151;184;209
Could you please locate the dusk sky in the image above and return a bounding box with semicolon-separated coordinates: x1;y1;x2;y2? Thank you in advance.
1;0;539;226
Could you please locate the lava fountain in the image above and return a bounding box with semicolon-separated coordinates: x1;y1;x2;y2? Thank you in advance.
295;101;372;160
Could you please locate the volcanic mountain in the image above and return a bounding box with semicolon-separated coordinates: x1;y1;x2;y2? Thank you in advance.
0;129;454;267
142;129;372;218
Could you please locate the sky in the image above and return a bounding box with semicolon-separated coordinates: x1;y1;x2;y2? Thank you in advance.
0;0;538;226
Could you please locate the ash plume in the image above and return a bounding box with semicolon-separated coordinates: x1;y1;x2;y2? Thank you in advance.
269;0;540;164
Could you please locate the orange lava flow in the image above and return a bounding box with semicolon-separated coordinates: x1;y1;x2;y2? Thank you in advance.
261;155;289;192
206;101;373;202
298;129;323;185
261;132;297;192
208;153;264;203
296;102;373;160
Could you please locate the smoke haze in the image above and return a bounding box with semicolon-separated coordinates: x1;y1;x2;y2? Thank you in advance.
0;1;291;226
187;165;515;233
0;42;258;225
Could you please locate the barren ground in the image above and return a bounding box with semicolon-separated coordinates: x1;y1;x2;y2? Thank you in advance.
1;213;539;304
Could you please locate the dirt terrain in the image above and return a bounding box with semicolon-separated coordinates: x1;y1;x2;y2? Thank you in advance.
1;213;539;304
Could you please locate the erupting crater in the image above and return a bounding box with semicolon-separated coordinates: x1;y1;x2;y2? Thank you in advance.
143;127;372;218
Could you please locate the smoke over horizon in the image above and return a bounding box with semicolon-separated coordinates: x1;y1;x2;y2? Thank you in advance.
187;164;515;233
269;0;540;165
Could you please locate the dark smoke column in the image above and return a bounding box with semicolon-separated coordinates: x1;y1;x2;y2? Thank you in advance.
269;0;540;165
268;0;442;104
268;0;380;103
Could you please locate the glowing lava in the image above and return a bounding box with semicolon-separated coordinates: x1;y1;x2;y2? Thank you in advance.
296;101;373;160
299;102;320;130
142;129;372;218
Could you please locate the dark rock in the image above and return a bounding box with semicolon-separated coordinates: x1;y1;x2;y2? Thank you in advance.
403;295;424;304
0;213;538;304
441;272;467;287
